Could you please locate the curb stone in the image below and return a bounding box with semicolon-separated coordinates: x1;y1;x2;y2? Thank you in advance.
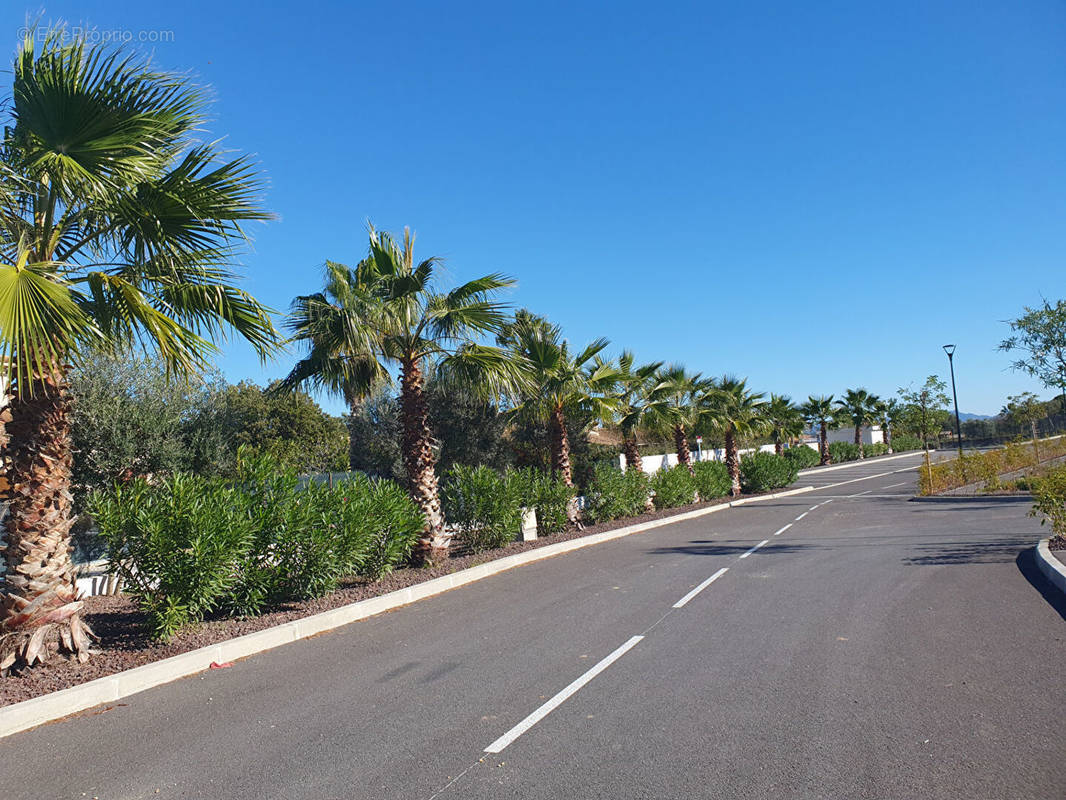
0;484;814;740
1035;538;1066;595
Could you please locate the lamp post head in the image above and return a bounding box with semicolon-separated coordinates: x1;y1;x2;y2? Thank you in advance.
943;344;956;357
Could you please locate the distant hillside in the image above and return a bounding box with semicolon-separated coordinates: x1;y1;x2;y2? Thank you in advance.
957;412;993;421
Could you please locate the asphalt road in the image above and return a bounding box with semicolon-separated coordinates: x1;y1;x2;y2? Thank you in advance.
3;452;1064;800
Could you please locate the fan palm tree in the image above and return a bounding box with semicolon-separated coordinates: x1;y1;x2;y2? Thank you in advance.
653;365;706;475
283;225;523;564
703;376;769;496
801;396;836;465
764;393;804;456
874;397;902;454
500;312;619;521
611;351;665;473
837;388;880;458
0;31;280;672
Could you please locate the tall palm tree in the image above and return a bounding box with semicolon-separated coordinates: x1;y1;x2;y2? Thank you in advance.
801;396;836;465
703;376;769;496
874;397;902;454
611;351;665;473
500;312;619;521
0;31;280;672
764;393;804;456
653;365;706;475
837;388;880;458
283;225;523;564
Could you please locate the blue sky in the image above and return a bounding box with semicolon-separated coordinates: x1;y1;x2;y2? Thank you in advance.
5;1;1065;415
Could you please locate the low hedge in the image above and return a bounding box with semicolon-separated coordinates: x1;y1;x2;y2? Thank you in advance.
783;446;820;469
651;465;698;509
583;464;651;524
890;434;923;452
739;452;799;493
693;460;731;500
442;464;524;552
828;441;861;463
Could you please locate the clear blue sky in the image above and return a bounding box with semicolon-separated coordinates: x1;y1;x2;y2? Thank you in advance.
6;1;1065;415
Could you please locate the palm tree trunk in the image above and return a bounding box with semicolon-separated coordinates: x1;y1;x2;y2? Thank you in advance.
774;438;783;457
399;358;446;565
622;431;643;473
819;421;830;465
884;423;893;454
854;423;864;459
1032;420;1040;462
0;369;93;674
724;429;741;497
549;405;579;525
674;424;694;475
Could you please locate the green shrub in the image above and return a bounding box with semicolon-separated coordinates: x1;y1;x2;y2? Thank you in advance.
828;441;861;463
692;461;731;500
739;452;799;494
355;478;424;579
782;446;820;469
510;467;574;535
890;434;923;452
443;464;523;552
862;442;889;457
1029;464;1066;539
89;475;257;640
584;464;650;523
651;465;697;509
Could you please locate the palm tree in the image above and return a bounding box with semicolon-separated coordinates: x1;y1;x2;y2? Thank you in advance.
500;311;619;521
283;225;522;564
801;396;836;465
837;388;880;458
611;351;665;473
874;397;902;454
764;394;804;456
653;365;706;475
0;31;280;672
703;376;768;496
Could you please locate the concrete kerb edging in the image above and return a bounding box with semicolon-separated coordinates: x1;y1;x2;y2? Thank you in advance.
797;449;924;476
0;484;815;740
1035;538;1066;595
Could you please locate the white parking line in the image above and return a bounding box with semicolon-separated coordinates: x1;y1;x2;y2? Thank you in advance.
773;523;792;536
672;567;729;608
808;505;819;511
795;512;808;520
883;481;908;489
739;539;770;559
484;635;644;753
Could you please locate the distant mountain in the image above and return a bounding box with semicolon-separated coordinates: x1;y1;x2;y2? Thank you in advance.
957;412;993;421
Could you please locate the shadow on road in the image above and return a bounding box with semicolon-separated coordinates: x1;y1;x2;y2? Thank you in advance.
647;541;808;557
902;533;1040;566
1016;549;1066;623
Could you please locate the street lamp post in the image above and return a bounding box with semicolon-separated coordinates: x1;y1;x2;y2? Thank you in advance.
943;344;963;457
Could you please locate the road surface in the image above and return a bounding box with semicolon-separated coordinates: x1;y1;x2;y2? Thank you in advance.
2;451;1063;799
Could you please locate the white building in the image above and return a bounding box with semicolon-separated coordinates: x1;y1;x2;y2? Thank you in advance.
825;425;884;446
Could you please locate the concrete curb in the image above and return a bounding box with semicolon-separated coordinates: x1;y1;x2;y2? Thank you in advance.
796;450;925;476
909;495;1033;503
0;484;815;739
1035;538;1066;595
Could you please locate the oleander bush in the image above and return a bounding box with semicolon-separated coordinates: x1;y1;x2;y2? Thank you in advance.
1029;464;1066;542
89;451;423;640
863;442;889;457
782;446;820;469
583;464;651;524
890;435;923;452
651;465;698;509
443;464;524;552
739;452;799;494
511;467;575;535
692;460;731;500
828;441;861;463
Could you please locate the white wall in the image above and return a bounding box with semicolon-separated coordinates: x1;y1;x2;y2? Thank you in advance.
619;443;778;474
826;426;884;446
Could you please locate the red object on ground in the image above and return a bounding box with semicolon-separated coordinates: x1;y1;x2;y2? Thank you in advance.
208;661;234;669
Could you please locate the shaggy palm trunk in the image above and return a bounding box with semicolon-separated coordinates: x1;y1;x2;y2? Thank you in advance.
884;423;893;454
854;423;864;458
673;424;694;475
724;429;741;497
819;421;830;465
621;431;643;473
399;358;446;565
549;405;579;525
774;438;783;457
0;370;93;674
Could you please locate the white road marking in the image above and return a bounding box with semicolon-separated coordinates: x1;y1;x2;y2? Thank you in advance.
808;505;819;511
672;567;729;608
739;539;770;559
484;635;644;753
773;523;792;536
795;512;808;520
820;499;834;505
883;481;908;489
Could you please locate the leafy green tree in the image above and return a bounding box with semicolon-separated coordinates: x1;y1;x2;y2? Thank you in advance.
764;393;804;456
703;376;769;496
500;311;618;520
0;31;278;672
836;388;880;458
1003;391;1044;459
282;225;522;563
999;300;1066;409
801;396;836;465
428;380;512;474
898;376;950;484
344;384;404;481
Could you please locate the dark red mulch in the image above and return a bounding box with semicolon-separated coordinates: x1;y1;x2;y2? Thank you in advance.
1049;534;1066;551
0;494;752;708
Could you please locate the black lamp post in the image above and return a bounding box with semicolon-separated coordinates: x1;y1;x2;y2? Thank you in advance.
943;344;963;457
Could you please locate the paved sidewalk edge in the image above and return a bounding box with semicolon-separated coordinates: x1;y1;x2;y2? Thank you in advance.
0;485;815;739
796;450;924;476
1035;538;1066;596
